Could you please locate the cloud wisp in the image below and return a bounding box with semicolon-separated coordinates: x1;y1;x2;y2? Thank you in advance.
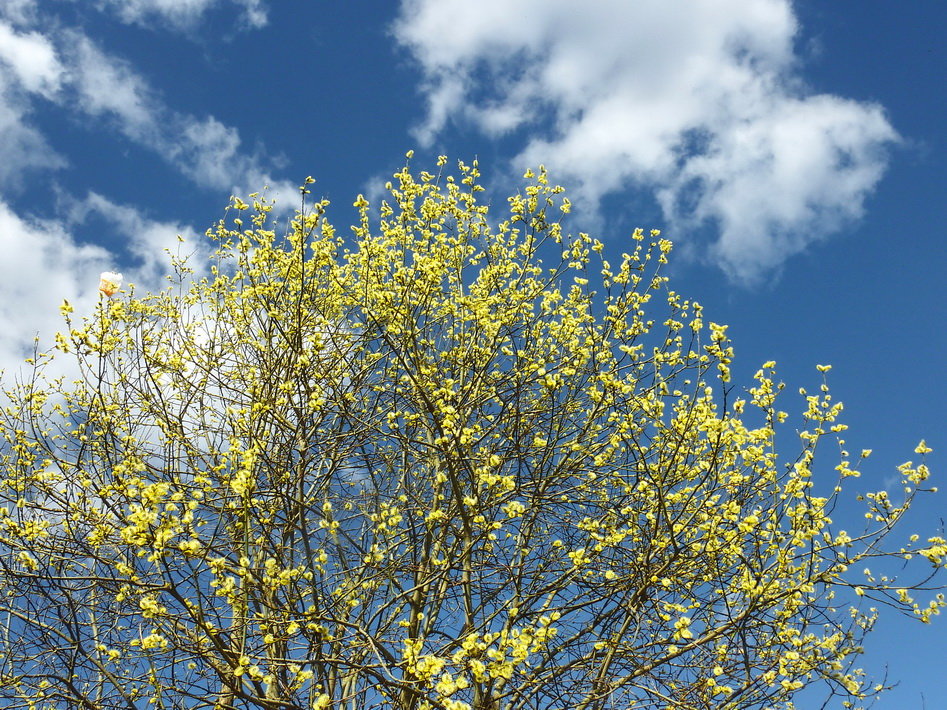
62;32;294;200
394;0;898;283
92;0;268;32
0;16;292;202
0;20;68;187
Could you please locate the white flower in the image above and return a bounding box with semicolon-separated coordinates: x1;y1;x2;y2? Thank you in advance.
99;271;123;296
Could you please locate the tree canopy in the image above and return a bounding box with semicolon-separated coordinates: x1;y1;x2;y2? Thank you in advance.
0;157;943;710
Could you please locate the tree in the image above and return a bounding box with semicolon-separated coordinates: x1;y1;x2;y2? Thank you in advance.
0;157;943;710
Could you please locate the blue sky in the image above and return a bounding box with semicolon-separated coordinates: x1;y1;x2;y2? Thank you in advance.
0;0;944;704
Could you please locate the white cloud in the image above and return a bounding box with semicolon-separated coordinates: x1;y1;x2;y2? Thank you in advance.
94;0;268;31
70;193;208;286
61;34;294;201
0;201;110;376
168;115;299;205
174;116;244;188
0;194;218;381
0;18;290;203
0;21;67;188
68;34;158;140
0;0;37;26
0;78;66;189
394;0;899;283
658;95;894;280
0;22;64;97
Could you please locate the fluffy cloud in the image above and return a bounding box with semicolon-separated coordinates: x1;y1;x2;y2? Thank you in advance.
0;0;37;26
0;22;63;96
657;95;894;279
69;193;208;286
0;200;110;376
93;0;268;31
0;14;292;202
394;0;898;282
67;34;159;140
0;22;67;188
0;194;214;379
168;115;297;204
0;3;283;384
0;28;292;202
